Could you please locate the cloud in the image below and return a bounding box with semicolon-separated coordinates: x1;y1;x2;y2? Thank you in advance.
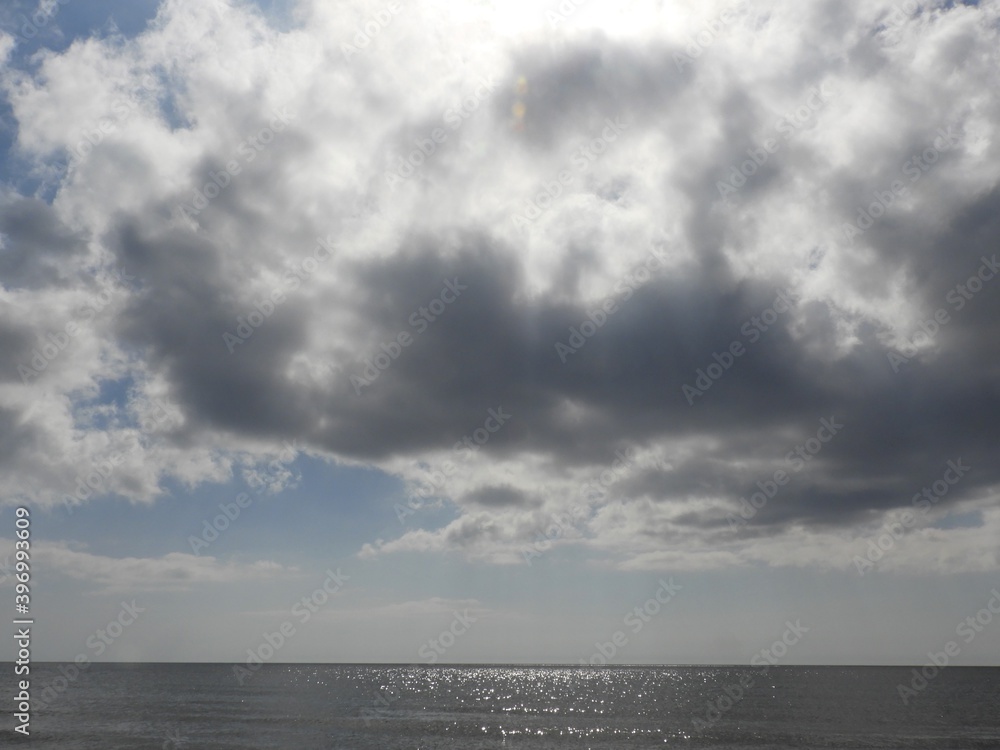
29;540;297;593
0;195;87;289
463;484;536;508
1;0;999;574
331;596;486;620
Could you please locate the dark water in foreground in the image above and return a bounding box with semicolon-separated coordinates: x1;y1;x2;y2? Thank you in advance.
3;664;999;748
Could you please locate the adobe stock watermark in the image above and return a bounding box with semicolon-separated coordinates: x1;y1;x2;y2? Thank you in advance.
304;358;346;384
519;504;590;565
161;725;189;750
340;1;402;62
509;114;631;230
418;609;478;664
717;84;835;199
351;278;467;394
554;242;670;363
579;578;682;665
693;619;809;731
189;440;299;552
673;1;747;71
34;600;145;710
62;73;159;171
547;0;589;28
62;399;176;514
222;234;337;353
175;106;296;220
394;406;513;523
233;568;350;685
852;458;971;575
7;0;71;50
874;0;921;40
18;267;135;384
384;79;497;190
727;416;843;531
243;437;301;494
841;126;961;244
750;620;810;667
138;722;190;750
682;288;798;405
188;491;255;554
362;683;404;726
886;254;999;372
521;447;638;564
897;587;1000;705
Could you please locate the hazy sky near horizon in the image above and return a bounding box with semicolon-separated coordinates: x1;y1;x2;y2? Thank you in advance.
1;0;999;667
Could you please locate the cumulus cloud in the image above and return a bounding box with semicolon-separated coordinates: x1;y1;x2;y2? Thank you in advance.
1;0;999;574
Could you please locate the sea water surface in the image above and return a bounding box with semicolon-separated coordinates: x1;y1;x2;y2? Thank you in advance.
4;664;999;749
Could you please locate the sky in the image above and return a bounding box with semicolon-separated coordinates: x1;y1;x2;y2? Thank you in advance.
0;0;999;668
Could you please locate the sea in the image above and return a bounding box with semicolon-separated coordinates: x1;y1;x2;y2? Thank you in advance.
4;664;999;749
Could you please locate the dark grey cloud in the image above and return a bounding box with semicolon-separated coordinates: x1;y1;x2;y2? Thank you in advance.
0;196;86;289
0;404;38;469
109;193;1000;535
500;39;693;149
463;484;535;509
111;219;315;440
0;311;37;384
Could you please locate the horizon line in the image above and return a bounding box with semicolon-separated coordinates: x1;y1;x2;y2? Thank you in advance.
10;661;1000;668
